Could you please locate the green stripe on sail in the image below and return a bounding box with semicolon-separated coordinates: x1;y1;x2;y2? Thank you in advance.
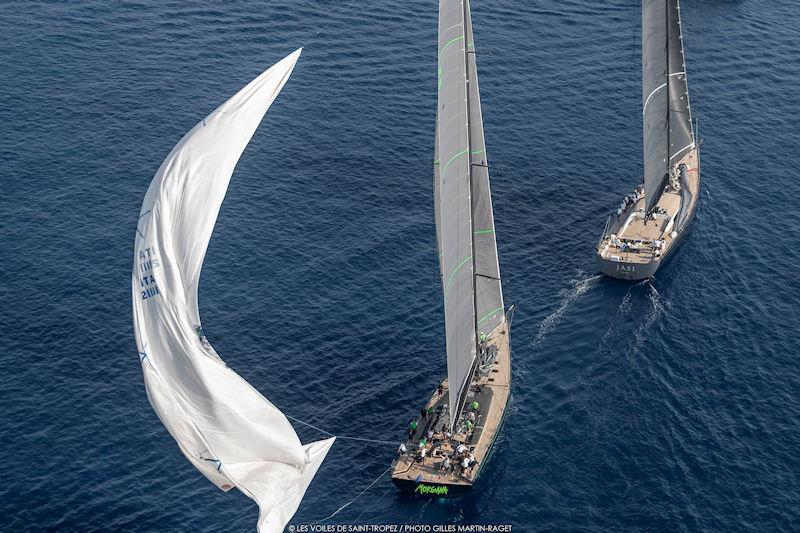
441;149;469;176
438;35;465;90
439;148;486;182
474;229;495;235
439;35;465;58
444;255;472;296
477;306;504;326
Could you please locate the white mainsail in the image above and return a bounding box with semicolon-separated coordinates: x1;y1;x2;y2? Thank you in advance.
132;48;334;533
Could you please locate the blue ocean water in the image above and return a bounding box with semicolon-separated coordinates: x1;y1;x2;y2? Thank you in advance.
2;0;799;530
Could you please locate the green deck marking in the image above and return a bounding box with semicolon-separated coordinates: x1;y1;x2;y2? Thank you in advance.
477;306;504;326
444;255;472;296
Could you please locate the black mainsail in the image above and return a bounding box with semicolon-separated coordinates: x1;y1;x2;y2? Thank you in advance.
436;0;504;429
642;0;695;214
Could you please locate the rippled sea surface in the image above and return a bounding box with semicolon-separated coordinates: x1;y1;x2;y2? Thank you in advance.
2;0;799;531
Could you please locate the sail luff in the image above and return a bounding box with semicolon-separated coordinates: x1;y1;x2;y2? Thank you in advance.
434;111;442;277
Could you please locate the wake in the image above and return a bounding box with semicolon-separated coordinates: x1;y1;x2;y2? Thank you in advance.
598;278;649;347
532;273;603;349
631;282;666;354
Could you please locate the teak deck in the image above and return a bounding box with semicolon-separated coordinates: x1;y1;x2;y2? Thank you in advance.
597;149;700;269
391;320;511;496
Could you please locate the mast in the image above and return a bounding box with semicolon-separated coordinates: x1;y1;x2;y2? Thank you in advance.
460;0;480;431
665;0;670;185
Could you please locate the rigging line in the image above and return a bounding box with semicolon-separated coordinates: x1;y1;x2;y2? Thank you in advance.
313;466;393;524
285;414;399;446
354;485;393;522
298;0;362;48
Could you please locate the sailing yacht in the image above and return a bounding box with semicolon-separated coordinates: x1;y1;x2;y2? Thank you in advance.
391;0;512;497
596;0;700;280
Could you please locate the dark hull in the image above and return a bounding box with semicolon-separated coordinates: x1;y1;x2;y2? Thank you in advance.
391;317;512;498
391;399;509;498
596;201;696;280
391;475;472;498
596;254;661;280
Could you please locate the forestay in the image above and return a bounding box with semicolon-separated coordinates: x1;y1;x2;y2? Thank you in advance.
132;49;333;533
642;0;695;214
436;0;504;427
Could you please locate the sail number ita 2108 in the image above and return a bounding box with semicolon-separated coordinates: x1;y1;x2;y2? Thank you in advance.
138;246;161;300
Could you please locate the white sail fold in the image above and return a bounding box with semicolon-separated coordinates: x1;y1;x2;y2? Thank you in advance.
132;48;333;533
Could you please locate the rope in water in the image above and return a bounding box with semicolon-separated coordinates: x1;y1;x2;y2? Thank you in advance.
313;466;394;524
285;414;398;521
286;414;400;446
299;0;362;49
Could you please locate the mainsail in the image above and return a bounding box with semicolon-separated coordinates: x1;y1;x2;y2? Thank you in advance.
642;0;695;214
131;49;333;533
436;0;504;428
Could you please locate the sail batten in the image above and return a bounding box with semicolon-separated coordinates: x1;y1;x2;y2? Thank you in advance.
437;0;504;429
132;49;333;533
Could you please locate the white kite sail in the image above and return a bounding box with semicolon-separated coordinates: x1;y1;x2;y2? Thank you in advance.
132;48;334;533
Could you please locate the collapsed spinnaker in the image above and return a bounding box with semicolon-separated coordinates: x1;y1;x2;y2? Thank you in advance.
132;48;333;533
